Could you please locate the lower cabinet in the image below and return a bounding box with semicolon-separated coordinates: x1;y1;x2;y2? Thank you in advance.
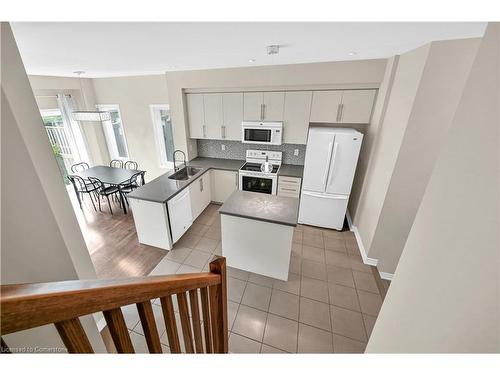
277;176;302;198
211;169;238;203
167;189;193;243
189;171;212;219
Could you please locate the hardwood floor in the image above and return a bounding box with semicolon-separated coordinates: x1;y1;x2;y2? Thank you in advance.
69;187;166;279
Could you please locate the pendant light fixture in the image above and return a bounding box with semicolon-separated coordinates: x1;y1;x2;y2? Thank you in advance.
72;71;111;122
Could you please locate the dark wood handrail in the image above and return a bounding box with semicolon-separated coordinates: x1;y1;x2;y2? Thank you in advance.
0;257;228;353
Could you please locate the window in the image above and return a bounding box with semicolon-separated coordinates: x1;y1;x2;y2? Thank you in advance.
150;105;175;168
41;109;64;127
97;104;129;160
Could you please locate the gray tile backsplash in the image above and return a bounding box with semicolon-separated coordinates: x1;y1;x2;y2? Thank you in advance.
197;140;306;165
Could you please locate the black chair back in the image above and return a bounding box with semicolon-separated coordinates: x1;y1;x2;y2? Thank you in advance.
69;175;96;193
71;162;90;173
124;161;138;170
87;177;105;192
110;159;123;168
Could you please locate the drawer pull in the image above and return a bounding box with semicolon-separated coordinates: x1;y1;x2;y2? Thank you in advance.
280;187;297;192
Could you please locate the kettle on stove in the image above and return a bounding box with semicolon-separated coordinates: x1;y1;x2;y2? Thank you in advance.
260;155;273;173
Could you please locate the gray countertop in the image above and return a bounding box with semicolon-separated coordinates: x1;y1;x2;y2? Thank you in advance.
219;190;299;227
278;164;304;178
128;157;244;203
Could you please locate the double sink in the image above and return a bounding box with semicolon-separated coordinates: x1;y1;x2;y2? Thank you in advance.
168;166;203;181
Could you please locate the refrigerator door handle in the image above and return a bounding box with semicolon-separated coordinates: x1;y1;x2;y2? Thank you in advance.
302;191;348;200
322;141;334;186
327;141;339;187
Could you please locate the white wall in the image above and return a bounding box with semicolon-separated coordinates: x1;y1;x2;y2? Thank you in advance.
1;22;105;353
92;75;169;180
366;23;499;352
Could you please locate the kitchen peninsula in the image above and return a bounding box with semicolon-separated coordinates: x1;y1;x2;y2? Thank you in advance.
219;190;299;281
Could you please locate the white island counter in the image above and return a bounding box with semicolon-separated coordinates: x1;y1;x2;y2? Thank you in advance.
219;191;299;281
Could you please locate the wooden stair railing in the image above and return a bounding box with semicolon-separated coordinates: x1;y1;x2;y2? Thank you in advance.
0;257;228;354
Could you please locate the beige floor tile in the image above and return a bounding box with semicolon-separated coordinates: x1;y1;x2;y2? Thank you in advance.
328;284;360;312
263;314;298;353
227;266;250;281
326;264;355;288
300;276;329;303
291;243;302;257
176;264;202;274
302;225;323;235
324;238;347;253
187;223;210;237
203;226;221;240
228;276;247;303
177;233;201;248
213;242;222;256
269;289;300;320
330;305;367;342
325;251;351;269
333;334;366;353
149;258;181;276
298;324;334;353
241;283;272;311
352;270;379;293
164;247;192;263
301;259;327;281
292;230;303;244
302;245;326;263
248;273;276;288
121;304;140;329
129;331;150;353
229;333;261;353
228;301;239;330
289;255;302;274
303;233;325;249
357;290;383;316
363;314;377;339
193;237;219;253
349;254;373;273
260;344;287;353
273;272;301;295
196;213;216;227
299;297;331;331
132;303;166;338
183;249;212;269
232;305;267;342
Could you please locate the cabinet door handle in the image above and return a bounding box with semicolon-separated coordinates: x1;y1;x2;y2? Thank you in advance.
235;173;238;187
262;103;266;120
260;103;264;120
221;125;226;139
203;125;207;138
339;104;344;122
280;187;297;192
336;104;342;122
200;178;203;192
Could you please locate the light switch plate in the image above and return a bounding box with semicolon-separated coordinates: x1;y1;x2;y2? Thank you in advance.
294;149;299;156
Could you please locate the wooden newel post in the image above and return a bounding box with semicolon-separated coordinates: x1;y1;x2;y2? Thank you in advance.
208;256;228;353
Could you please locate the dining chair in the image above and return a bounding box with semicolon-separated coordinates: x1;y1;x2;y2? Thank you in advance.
124;160;138;170
88;177;121;215
119;171;143;206
70;162;90;173
109;159;123;168
68;175;98;211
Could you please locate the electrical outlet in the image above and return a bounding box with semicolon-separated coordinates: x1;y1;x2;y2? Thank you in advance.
294;149;299;156
221;144;226;151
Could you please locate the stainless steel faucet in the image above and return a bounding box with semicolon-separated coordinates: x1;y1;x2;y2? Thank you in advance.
173;150;187;171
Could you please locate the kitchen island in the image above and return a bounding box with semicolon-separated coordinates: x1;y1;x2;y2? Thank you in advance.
219;190;299;281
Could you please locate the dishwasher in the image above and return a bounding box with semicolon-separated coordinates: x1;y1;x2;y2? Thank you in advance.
167;189;193;243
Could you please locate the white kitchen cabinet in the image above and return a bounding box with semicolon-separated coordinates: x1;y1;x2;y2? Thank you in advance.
243;92;263;121
186;93;205;139
203;93;224;139
243;91;285;121
309;90;343;123
211;169;238;203
189;172;212;219
339;89;377;124
222;93;243;140
129;198;173;250
263;91;285;121
283;91;312;144
167;189;193;243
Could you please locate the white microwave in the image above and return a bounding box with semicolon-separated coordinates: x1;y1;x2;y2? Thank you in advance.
241;121;283;145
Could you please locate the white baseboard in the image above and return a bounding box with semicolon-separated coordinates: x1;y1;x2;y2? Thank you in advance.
345;211;393;281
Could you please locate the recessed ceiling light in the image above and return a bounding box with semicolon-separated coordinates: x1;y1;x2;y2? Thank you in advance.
348;51;357;56
248;59;256;63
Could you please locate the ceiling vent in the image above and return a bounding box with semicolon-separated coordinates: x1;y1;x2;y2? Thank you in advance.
267;45;280;55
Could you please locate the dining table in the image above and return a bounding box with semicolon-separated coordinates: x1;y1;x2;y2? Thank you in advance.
74;165;145;214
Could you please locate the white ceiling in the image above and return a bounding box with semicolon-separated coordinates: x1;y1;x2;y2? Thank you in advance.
11;22;487;78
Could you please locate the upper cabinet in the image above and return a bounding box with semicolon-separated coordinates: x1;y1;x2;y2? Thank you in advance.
186;93;205;139
222;93;243;141
310;89;376;124
243;91;285;121
283;91;312;144
187;88;376;142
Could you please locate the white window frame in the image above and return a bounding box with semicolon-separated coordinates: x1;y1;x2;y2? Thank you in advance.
150;104;174;169
97;104;130;160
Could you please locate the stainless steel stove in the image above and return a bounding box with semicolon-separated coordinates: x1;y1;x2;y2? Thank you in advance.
239;150;282;195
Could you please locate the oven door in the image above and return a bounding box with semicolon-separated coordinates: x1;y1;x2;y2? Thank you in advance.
240;175;275;194
242;128;272;144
